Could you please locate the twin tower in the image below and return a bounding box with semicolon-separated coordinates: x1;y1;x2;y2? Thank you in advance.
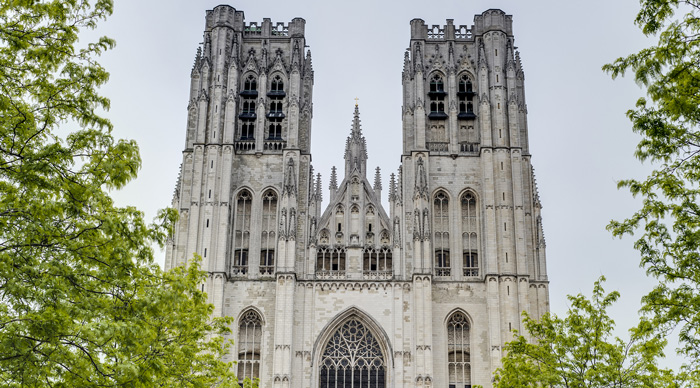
165;5;549;388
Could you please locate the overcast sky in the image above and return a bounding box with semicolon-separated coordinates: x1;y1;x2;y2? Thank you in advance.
93;0;682;367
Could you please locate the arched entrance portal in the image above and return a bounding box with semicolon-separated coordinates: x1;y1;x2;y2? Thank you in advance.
319;317;386;388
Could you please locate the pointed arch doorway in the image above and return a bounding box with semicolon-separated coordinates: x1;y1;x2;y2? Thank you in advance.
318;317;387;388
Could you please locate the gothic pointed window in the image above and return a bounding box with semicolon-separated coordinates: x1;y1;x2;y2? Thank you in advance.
238;310;263;383
434;191;450;276
319;317;386;388
428;74;447;120
239;75;258;139
458;74;476;121
232;190;252;276
461;192;479;277
260;190;277;276
447;312;471;388
266;75;285;136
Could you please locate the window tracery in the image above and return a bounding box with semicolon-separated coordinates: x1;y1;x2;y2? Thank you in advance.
238;310;263;383
232;190;252;276
447;312;471;388
434;191;450;276
461;192;479;277
260;190;277;276
428;74;447;120
319;318;386;388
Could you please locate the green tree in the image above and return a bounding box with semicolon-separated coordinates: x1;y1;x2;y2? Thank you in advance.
0;1;237;386
493;278;676;388
603;0;700;379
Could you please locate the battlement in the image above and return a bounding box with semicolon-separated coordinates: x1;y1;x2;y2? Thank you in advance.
205;5;305;37
410;9;512;40
243;18;306;38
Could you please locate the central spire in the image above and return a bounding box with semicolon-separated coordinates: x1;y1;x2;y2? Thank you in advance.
344;104;368;177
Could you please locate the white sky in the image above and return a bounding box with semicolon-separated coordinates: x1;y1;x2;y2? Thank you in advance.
94;0;683;368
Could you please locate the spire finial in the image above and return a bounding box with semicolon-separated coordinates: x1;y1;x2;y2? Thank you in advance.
354;97;359;107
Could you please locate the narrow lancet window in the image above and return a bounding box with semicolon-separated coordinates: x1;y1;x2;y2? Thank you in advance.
434;191;450;276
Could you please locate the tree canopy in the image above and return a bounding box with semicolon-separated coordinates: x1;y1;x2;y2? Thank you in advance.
0;1;237;386
603;0;700;379
494;278;677;388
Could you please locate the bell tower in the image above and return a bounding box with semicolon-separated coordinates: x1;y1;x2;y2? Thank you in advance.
396;9;549;381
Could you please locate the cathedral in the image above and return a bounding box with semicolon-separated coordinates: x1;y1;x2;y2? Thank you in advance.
165;5;549;388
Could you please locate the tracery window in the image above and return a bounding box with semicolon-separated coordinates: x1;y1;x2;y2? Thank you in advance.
447;312;471;388
239;75;258;140
260;190;277;275
458;74;476;120
232;190;252;276
266;75;285;138
238;310;263;383
316;247;346;279
434;191;450;276
428;74;447;119
461;192;479;277
362;248;392;279
319;318;386;388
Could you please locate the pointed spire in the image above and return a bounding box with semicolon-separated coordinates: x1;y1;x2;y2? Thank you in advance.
374;167;382;191
283;158;297;197
344;104;368;177
397;166;403;204
316;173;323;202
478;41;488;69
192;46;202;73
447;42;455;73
402;49;412;79
329;166;338;190
515;50;525;79
305;49;314;74
292;40;301;70
532;165;541;209
389;173;396;202
414;157;428;199
309;164;315;202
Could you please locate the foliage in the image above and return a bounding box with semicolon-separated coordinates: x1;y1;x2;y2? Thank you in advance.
603;0;700;378
0;1;237;386
493;278;677;388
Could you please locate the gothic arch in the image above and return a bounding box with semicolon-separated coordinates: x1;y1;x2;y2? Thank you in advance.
312;306;394;368
237;306;266;326
268;72;287;89
313;307;393;388
260;186;279;198
444;309;473;387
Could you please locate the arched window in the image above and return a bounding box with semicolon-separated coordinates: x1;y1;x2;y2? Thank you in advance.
319;317;386;388
447;312;471;388
434;191;450;276
243;75;257;93
239;75;258;139
232;190;252;275
260;190;277;275
238;310;263;383
270;75;284;92
428;74;447;119
362;247;392;280
458;74;476;120
461;192;478;277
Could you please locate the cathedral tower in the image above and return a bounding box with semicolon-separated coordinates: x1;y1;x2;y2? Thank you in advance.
166;7;548;388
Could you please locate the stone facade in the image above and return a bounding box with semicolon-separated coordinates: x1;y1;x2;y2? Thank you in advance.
165;6;549;388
